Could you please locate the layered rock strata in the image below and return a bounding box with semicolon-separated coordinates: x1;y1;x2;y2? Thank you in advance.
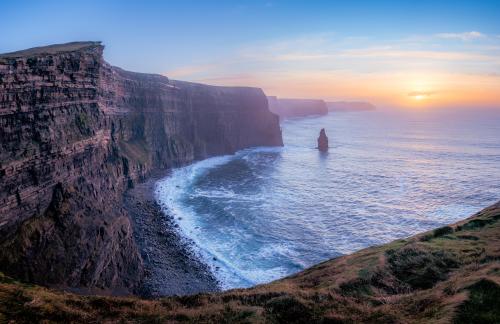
0;42;282;293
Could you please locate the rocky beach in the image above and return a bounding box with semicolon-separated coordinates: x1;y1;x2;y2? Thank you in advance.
124;171;219;297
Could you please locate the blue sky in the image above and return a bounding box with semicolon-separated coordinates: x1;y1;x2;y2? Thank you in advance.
2;1;500;107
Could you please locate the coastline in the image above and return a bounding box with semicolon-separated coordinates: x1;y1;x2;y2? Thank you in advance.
124;171;220;297
2;200;498;322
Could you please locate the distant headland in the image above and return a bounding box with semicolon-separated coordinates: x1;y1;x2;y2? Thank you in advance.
327;101;376;112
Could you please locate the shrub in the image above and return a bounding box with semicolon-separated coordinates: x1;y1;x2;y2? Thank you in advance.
339;278;372;297
454;279;500;323
265;295;313;323
433;226;453;238
386;245;459;290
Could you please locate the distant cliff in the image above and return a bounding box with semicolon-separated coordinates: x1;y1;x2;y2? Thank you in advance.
327;101;376;112
0;42;282;293
267;96;328;120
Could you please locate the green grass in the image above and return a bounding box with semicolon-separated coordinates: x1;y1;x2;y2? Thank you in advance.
454;279;500;324
0;41;101;58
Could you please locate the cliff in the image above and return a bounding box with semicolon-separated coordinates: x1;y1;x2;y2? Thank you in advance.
0;201;498;322
327;101;376;112
0;41;282;293
267;96;328;120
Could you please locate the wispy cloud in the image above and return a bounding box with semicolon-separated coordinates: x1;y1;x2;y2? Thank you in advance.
282;53;330;61
339;48;494;61
163;31;500;107
197;73;259;84
238;33;333;61
164;63;217;78
436;31;485;41
464;72;500;79
266;53;332;62
237;31;499;66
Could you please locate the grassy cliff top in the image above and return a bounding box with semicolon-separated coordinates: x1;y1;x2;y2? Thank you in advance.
1;201;499;323
0;41;102;58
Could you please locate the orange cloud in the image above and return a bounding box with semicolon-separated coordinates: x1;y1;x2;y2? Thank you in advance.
167;32;500;109
164;64;218;78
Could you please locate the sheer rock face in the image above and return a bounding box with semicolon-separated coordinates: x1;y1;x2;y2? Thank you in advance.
0;42;283;293
318;128;328;152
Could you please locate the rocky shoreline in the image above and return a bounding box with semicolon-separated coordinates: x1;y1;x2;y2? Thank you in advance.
0;41;282;293
124;171;220;297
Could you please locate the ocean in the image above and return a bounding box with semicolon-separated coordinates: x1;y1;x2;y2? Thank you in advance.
156;109;500;289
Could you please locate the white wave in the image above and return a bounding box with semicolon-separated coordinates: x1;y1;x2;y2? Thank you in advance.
155;146;283;289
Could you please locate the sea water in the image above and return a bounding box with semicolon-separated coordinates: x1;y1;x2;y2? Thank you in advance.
156;109;500;289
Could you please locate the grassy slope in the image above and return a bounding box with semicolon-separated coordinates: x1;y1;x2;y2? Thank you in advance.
0;42;101;58
0;202;499;323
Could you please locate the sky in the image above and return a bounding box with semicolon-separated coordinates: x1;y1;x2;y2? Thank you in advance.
2;0;500;109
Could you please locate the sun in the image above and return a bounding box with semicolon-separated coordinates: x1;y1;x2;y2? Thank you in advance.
406;90;433;107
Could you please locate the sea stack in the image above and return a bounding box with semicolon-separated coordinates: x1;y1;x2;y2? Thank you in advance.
318;128;329;152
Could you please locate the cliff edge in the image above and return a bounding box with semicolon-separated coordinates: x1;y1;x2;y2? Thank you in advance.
0;42;283;294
